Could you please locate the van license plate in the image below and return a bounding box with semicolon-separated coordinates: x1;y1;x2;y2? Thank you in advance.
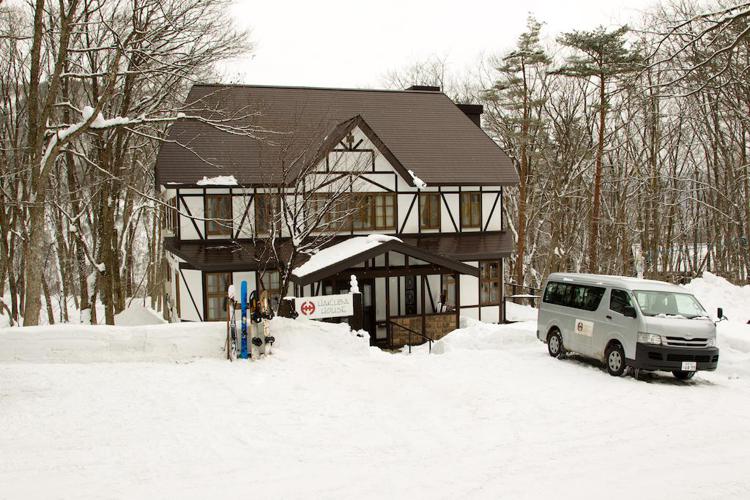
681;361;697;371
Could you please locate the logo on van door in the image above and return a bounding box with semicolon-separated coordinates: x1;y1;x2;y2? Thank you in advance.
575;319;593;337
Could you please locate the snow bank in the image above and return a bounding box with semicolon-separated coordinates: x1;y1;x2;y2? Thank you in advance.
433;318;537;354
196;175;238;186
683;272;750;355
0;322;226;363
683;272;750;324
505;301;538;322
268;317;374;358
114;303;167;326
0;315;372;364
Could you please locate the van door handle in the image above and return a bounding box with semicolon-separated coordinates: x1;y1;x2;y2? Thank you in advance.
606;315;612;320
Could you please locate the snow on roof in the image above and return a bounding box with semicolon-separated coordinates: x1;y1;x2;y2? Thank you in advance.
408;169;426;189
293;234;401;277
196;175;238;186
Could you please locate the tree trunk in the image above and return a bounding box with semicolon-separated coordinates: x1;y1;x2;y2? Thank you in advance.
588;74;606;273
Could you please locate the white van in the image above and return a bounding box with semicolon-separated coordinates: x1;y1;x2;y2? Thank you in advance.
537;273;720;379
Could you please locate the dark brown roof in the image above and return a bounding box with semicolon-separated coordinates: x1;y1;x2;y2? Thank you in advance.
164;232;513;272
155;84;518;187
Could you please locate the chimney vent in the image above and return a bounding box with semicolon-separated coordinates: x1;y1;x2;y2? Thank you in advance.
456;103;483;127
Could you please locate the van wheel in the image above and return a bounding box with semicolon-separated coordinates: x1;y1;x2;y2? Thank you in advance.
547;329;564;358
605;342;626;377
672;370;695;380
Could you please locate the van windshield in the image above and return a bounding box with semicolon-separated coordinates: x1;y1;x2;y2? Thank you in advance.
632;290;708;319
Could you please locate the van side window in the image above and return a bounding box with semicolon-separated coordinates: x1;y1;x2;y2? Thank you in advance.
610;289;633;315
543;281;605;312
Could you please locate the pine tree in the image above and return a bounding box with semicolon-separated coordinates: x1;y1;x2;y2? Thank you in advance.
484;16;550;287
555;25;641;273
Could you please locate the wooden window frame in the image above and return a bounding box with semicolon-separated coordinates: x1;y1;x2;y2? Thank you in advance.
420;193;441;230
255;193;281;235
165;196;179;233
352;192;396;231
205;271;232;321
460;192;482;229
479;261;501;306
205;194;232;237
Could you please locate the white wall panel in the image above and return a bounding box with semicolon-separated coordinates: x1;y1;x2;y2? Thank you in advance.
482;192;501;231
232;272;256;298
363;173;395;191
389;251;405;266
232;195;254;238
460;273;479;307
375;277;386;321
180;269;203;321
352;176;386;193
426;275;441;313
461;307;479;321
179;196;203;240
397;194;418;233
442;193;459;233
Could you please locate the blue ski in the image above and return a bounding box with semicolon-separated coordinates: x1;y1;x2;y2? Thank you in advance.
240;280;249;359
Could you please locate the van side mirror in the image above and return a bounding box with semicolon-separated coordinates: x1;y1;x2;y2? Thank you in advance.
717;307;724;320
624;305;637;318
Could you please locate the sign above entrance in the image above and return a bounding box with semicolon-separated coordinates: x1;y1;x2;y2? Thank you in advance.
295;294;354;320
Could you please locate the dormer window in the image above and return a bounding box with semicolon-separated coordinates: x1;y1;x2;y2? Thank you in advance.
205;195;232;237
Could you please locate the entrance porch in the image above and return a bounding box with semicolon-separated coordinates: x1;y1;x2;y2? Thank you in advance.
290;236;476;349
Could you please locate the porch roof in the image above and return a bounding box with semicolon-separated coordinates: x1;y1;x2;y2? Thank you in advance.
289;235;480;286
164;231;512;274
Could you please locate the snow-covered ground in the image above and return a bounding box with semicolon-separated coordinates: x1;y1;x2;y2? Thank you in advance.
1;275;749;499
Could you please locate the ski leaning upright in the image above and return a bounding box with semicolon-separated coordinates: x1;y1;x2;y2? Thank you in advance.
240;281;249;359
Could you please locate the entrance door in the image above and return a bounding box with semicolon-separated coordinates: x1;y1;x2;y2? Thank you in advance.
360;279;376;343
404;276;417;315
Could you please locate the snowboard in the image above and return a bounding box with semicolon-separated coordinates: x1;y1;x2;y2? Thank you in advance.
249;290;264;358
240;281;249;359
260;291;275;355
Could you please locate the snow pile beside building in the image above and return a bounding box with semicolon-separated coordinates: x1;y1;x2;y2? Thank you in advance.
0;323;226;363
505;301;538;322
432;318;537;354
0;315;373;364
114;303;168;326
268;316;374;359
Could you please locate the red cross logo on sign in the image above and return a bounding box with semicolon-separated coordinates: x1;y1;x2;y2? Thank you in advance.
300;301;316;316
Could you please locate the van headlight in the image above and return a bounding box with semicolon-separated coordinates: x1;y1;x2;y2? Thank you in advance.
706;338;716;347
637;333;662;345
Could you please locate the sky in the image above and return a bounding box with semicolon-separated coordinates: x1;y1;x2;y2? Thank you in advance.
225;0;661;89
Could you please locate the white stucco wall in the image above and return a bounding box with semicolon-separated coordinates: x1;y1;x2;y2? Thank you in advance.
179;269;203;321
482;191;502;231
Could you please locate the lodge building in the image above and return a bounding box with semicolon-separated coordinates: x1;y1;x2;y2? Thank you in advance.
155;84;518;348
